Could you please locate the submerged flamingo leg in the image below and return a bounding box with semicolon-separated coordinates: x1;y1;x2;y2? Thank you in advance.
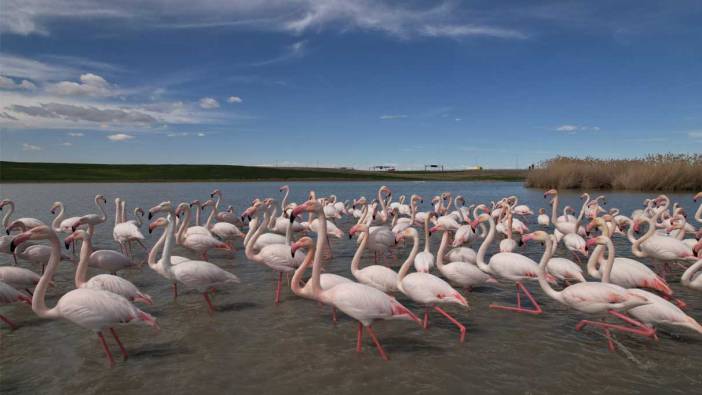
110;328;128;361
332;307;338;324
423;306;430;330
356;322;363;352
365;325;389;361
172;282;178;299
433;306;466;342
203;292;215;315
603;326;616;352
489;282;543;314
0;314;17;330
274;272;283;304
97;331;115;367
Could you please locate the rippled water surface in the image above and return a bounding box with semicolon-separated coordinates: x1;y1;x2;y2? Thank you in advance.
1;181;700;394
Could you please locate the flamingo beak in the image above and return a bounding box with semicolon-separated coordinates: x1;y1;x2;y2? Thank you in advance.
10;232;31;253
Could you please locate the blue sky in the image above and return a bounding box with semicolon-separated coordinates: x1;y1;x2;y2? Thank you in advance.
1;1;701;169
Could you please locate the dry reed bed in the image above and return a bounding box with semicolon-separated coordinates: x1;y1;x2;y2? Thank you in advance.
525;154;702;191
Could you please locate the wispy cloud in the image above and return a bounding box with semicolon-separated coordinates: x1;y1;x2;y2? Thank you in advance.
167;131;206;137
251;41;307;66
21;142;42;151
0;75;36;90
199;97;220;109
107;133;134;142
380;114;407;120
555;124;600;134
46;73;116;97
689;131;702;140
227;96;243;104
68;132;84;137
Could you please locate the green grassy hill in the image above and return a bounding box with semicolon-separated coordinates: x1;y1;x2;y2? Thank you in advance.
0;161;527;183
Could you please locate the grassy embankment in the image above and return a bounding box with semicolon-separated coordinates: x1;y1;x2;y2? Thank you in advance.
526;154;702;191
0;161;526;183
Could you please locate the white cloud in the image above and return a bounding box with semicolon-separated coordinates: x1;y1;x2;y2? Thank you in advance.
555;124;600;133
251;40;307;66
68;132;84;137
46;73;115;97
227;96;243;104
22;143;42;151
60;142;72;146
0;75;36;90
420;24;527;39
197;132;205;137
380;114;407;120
107;133;134;141
199;97;220;109
689;131;702;139
167;132;189;137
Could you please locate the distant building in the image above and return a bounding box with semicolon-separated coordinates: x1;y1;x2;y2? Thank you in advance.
371;165;396;172
466;165;483;170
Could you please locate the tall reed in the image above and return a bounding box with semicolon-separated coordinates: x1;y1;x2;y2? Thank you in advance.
525;154;702;191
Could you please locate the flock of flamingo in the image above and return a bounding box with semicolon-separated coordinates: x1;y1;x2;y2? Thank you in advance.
1;187;701;365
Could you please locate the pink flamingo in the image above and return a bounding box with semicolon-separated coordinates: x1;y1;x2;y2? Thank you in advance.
70;194;108;234
1;199;44;234
0;280;31;330
0;266;41;295
65;229;153;305
151;211;240;314
524;231;656;352
290;199;420;361
10;225;158;367
396;227;469;342
432;222;497;290
349;224;399;293
471;208;555;315
176;202;232;260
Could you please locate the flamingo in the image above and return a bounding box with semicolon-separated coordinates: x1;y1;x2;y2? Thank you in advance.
681;244;702;291
0;266;42;294
471;209;554;315
146;206;192;299
13;242;72;273
176;202;232;260
432;222;497;290
70;194;108;234
65;229;153;305
396;227;469;342
694;192;702;224
349;224;399;293
523;231;656;351
0;280;31;330
537;208;550;227
113;199;147;257
151;212;240;314
290;199;419;361
50;201;82;235
1;199;44;233
414;212;435;272
10;225;158;367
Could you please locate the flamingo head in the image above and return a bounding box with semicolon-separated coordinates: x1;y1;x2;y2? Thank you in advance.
202;199;216;209
441;192;451;201
585;218;604;236
279;185;289;193
148;201;173;219
50;201;61;215
0;199;11;210
396;227;418;244
190;199;201;208
241;201;261;222
538;208;546;214
586;235;609;250
95;194;107;205
521;230;548;245
210;189;221;198
694;192;702;202
5;220;26;235
544;189;557;198
148;217;168;234
291;199;322;222
693;240;701;257
470;213;490;232
379;185;391;197
64;229;88;249
411;194;423;204
10;225;53;252
348;224;368;239
291;236;313;256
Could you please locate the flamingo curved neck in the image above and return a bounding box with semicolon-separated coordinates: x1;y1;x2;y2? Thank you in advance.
436;231;450;270
536;236;562;302
32;231;61;319
75;235;93;288
397;230;420;283
160;214;177;275
95;197;107;223
475;216;496;273
2;201;14;228
550;193;559;224
292;244;315;297
423;214;431;252
309;206;328;296
205;204;216;228
244;208;270;262
682;259;702;287
350;229;369;274
176;206;192;244
695;200;702;224
51;203;65;231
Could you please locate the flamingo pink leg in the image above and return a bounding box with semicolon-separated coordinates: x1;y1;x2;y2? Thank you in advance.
97;331;116;367
332;307;338;324
489;282;543;315
662;294;687;310
356;322;363;352
203;292;215;315
110;328;128;361
0;314;18;330
423;306;430;329
274;272;283;304
434;306;466;343
365;325;389;361
575;310;657;351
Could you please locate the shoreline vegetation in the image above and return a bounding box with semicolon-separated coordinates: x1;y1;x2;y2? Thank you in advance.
0;161;526;183
525;154;702;191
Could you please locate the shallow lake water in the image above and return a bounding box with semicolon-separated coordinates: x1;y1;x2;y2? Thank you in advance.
0;181;700;394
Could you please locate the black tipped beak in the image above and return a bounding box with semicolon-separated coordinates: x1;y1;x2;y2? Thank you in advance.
289;214;296;224
65;241;70;250
348;233;353;239
148;228;153;234
291;250;295;258
210;194;215;198
189;203;194;208
6;230;9;235
50;209;55;214
148;212;153;220
72;226;78;232
518;239;524;247
10;240;17;252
